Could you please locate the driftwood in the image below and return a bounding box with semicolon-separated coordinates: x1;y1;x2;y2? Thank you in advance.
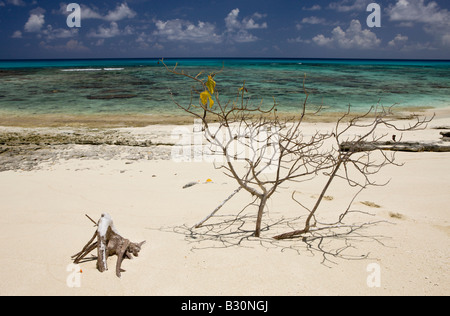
340;141;450;153
72;213;145;278
440;131;450;141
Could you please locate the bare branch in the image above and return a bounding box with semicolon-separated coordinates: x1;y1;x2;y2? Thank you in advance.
162;61;431;242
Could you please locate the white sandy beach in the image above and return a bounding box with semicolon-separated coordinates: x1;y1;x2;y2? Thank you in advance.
0;108;449;296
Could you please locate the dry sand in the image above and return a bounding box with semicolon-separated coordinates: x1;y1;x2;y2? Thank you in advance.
0;108;449;296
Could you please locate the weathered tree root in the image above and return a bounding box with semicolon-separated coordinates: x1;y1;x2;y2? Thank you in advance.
340;141;450;153
72;213;145;278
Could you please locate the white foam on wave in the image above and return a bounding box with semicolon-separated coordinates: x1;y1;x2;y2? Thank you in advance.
61;68;125;72
61;68;102;72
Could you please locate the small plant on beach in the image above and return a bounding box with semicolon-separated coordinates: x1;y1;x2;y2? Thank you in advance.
162;60;432;246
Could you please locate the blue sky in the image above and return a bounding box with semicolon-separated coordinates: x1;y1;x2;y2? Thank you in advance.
0;0;449;59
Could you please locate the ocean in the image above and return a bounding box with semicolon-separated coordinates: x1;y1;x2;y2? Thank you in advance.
0;58;449;118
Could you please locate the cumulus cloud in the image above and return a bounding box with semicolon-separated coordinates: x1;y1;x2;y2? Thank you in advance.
69;3;136;39
388;34;409;48
11;30;22;38
312;34;334;46
151;8;268;44
225;8;268;43
19;6;84;44
40;39;90;52
287;36;311;44
135;34;164;50
24;8;45;33
302;5;321;11
7;0;25;6
42;25;79;40
88;22;123;38
312;19;381;49
225;9;267;31
59;2;136;22
79;5;103;20
65;39;90;52
104;3;136;22
386;0;450;46
153;19;222;44
328;0;371;12
442;34;450;46
387;0;448;24
301;16;327;25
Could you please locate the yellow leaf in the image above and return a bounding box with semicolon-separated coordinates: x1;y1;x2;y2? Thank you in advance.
200;91;210;106
206;75;216;94
200;91;214;108
239;81;246;92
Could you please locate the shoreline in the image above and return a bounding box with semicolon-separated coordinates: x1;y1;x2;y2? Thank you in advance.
0;105;447;128
1;106;449;173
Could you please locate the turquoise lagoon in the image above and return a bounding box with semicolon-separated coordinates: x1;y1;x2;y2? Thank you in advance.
0;58;449;117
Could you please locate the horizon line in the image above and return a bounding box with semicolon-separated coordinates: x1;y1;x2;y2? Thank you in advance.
1;57;450;62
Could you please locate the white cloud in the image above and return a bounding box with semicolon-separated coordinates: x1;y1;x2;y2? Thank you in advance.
301;16;327;25
243;17;267;30
88;22;122;38
7;0;25;6
94;39;105;46
397;22;414;27
153;19;222;43
387;0;450;46
312;34;334;46
104;3;136;22
11;30;22;38
442;34;450;47
225;9;267;31
24;10;45;33
80;5;103;20
287;36;311;44
313;19;381;49
151;8;267;44
134;31;166;50
328;0;371;12
42;25;79;40
388;34;409;47
65;39;90;52
302;5;321;11
387;0;448;24
40;39;90;52
225;8;242;30
59;2;136;21
231;30;259;43
22;7;82;42
224;8;268;43
388;34;436;51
